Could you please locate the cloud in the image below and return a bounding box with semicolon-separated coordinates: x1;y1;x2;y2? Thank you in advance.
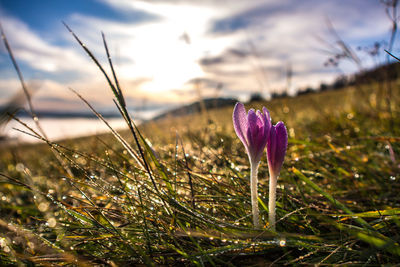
0;13;94;75
0;0;397;114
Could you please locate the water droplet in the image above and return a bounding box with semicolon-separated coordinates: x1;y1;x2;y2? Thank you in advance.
15;163;25;172
390;176;396;181
354;173;360;179
279;239;286;247
38;202;49;212
347;113;354;119
283;106;289;113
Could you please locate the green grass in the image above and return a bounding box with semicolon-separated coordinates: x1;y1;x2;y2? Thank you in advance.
1;80;400;265
1;29;400;265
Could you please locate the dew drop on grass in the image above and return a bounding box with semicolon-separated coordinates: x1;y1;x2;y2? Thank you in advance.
283;106;289;113
38;202;49;212
347;113;354;119
15;163;25;172
279;239;286;247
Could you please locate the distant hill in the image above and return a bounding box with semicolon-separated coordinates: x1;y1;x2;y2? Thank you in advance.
153;97;237;121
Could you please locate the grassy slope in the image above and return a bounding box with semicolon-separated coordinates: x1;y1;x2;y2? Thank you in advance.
0;80;400;265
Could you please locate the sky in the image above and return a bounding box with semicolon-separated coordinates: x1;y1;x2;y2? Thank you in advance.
0;0;398;115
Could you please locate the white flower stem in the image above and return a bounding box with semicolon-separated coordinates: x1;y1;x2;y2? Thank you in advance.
268;172;278;231
250;161;260;228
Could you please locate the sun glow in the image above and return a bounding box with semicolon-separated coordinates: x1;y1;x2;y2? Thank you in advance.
106;2;224;96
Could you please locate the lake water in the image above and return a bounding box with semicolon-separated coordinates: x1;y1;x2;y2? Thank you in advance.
0;106;171;143
2;117;129;143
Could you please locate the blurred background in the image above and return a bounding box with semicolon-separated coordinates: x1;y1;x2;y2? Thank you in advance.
0;0;398;141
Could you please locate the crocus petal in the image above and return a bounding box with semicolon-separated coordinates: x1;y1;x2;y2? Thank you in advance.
259;109;271;145
246;109;259;161
274;122;288;169
262;107;271;127
233;102;249;148
267;122;288;177
267;126;277;171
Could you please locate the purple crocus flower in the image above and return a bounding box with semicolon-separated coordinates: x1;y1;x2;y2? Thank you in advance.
233;102;271;228
267;122;288;179
267;121;288;230
233;102;271;165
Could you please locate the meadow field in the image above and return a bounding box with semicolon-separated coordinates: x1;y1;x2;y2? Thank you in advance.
1;71;400;265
